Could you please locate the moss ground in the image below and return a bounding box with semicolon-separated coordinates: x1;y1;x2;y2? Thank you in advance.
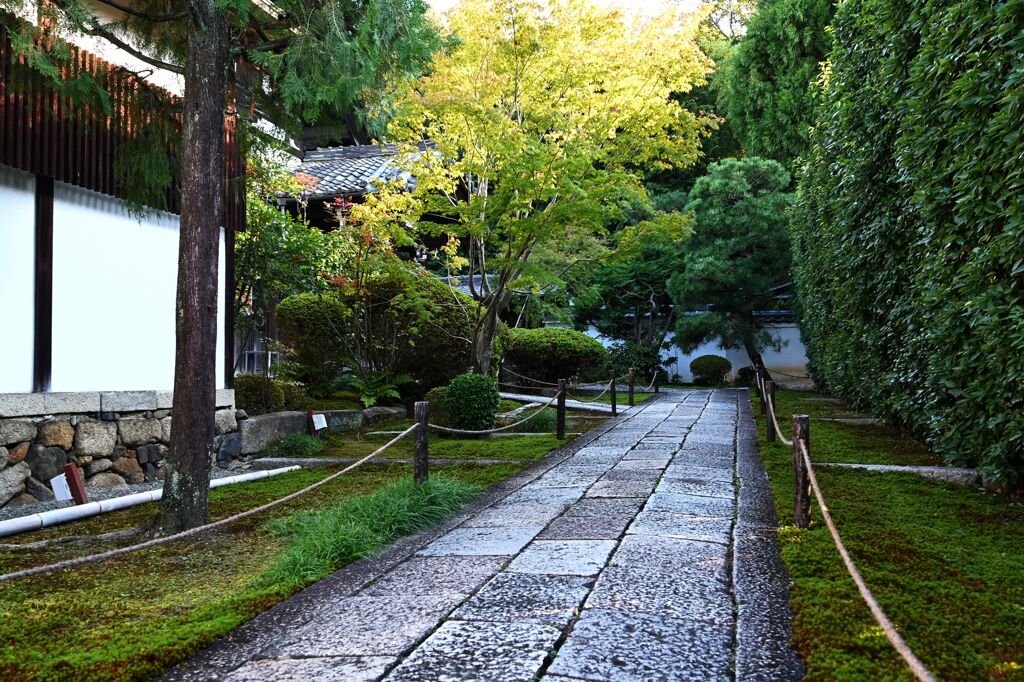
755;388;1024;681
0;414;593;681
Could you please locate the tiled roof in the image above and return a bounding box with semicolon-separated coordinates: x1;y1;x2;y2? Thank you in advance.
293;143;430;197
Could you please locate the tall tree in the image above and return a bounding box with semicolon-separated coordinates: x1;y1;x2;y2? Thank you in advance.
5;0;440;531
720;0;834;168
361;0;712;373
667;157;793;361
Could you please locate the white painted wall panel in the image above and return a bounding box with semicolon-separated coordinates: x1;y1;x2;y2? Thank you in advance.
0;166;36;393
51;182;225;391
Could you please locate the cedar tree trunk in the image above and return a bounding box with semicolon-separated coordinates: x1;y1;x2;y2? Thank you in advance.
152;1;229;533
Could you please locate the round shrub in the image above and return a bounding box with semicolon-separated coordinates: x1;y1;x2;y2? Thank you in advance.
234;374;284;416
735;366;756;387
504;327;608;384
276;293;349;396
445;374;500;431
424;386;449;425
690;355;731;386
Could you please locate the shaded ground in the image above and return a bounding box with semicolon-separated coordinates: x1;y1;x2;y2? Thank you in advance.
166;389;802;682
756;388;1024;681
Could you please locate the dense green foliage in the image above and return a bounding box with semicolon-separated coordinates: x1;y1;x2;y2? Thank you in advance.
424;386;449;425
791;0;1024;485
275;293;350;396
668;157;793;357
260;433;327;458
265;476;481;587
721;0;834;168
504;328;609;385
607;340;670;385
755;389;1024;679
234;374;311;415
690;355;732;386
445;374;501;431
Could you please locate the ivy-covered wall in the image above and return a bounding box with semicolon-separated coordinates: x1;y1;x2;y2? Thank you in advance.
791;0;1023;485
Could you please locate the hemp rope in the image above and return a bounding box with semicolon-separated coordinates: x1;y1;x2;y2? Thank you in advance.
0;425;419;584
797;439;936;682
500;367;561;387
429;391;565;435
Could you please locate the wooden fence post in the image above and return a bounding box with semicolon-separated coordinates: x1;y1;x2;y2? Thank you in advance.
654;373;660;393
414;401;429;484
557;379;567;439
766;380;777;442
628;368;636;407
610;373;617;416
793;414;810;528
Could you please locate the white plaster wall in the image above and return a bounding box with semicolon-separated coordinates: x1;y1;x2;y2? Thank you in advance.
586;323;811;387
0;166;37;393
51;182;225;391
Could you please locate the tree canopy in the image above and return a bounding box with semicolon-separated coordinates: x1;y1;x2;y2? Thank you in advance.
720;0;834;168
358;0;713;373
667;156;793;358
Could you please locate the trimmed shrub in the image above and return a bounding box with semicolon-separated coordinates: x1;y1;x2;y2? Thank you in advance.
690;355;731;386
445;374;500;432
608;340;668;385
234;374;284;416
504;327;608;385
735;367;756;387
791;0;1024;485
276;293;349;396
424;386;449;425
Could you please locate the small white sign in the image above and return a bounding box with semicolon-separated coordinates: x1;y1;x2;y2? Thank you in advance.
50;473;73;501
311;413;328;431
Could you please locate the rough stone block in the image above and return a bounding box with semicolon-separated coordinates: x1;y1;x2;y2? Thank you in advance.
215;389;235;409
86;471;128;492
159;417;172;443
74;418;118;456
239;411;309;455
111;457;145;484
36;418;74;450
361;405;406;424
118;417;162;447
218;433;242;464
0;419;37;446
156;390;174;409
322;410;364;434
26;445;69;482
100;391;157;412
7;442;29;464
215;408;238;435
25;476;55;501
0;461;30;506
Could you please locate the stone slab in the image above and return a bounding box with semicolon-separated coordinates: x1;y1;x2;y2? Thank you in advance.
361;556;506;597
585;479;656;498
585;566;733;625
655;476;735;499
645;491;734;517
265;595;459;657
240;411;309;454
0;391;101;417
100;390;158;412
386;620;562;682
611;457;670;470
565;497;644;518
627;511;732;544
418;527;544;557
610;535;729;580
662;463;734;483
532;466;608;489
507;539;616;576
451;572;591;628
224;656;395;682
546;608;733;682
538;513;633;540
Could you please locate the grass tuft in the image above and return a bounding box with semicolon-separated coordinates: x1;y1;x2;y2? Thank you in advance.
260;433;327;457
263;476;482;587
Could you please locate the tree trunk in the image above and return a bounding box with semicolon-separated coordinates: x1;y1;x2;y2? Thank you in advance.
152;1;229;533
473;289;512;375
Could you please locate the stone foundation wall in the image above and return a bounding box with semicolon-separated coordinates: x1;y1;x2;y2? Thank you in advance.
0;390;237;509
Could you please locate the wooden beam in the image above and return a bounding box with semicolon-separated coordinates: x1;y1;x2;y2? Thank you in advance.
33;175;54;393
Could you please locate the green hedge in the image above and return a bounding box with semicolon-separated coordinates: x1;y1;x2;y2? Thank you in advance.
445;374;500;432
791;0;1024;485
689;355;731;387
504;327;608;385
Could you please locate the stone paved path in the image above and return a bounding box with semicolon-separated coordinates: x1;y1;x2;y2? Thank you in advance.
166;389;802;682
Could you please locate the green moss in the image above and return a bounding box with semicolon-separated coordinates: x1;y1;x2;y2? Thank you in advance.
755;389;1024;680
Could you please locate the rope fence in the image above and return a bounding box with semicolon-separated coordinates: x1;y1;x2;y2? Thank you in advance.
753;366;936;682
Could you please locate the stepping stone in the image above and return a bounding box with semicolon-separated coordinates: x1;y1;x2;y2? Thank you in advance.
387;620;562;682
507;539;617;576
545;609;733;682
419;527;544;557
451;572;592;628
